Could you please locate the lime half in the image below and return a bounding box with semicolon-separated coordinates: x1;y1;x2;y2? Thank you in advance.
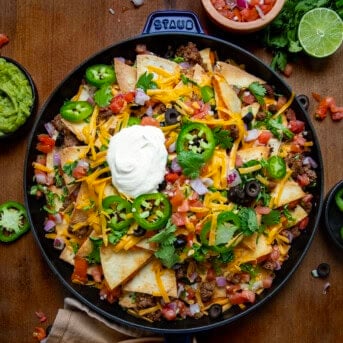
298;8;343;58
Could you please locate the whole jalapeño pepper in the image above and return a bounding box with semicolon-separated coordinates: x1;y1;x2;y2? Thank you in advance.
132;193;171;230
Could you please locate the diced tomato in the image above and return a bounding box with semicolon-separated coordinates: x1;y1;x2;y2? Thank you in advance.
228;290;256;304
71;256;88;284
177;199;190;213
235;154;243;167
161;306;177;321
124;91;135;103
262;275;274;289
36;134;55;153
110;94;125;114
298;216;309;230
32;327;46;341
0;33;9;49
270;246;280;261
255;206;271;215
258;131;272;145
100;284;121;304
242;93;256;105
72;165;88;179
289;120;305;134
140;116;160;127
35;311;47;323
170;189;185;208
241;8;259;22
36;154;47;165
282;63;293;77
297;174;310;187
206;268;216;282
185;286;195;300
171;212;187;227
165;172;180;183
88;265;103;283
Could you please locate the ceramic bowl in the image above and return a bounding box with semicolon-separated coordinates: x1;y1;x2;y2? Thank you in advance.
201;0;285;34
323;180;343;250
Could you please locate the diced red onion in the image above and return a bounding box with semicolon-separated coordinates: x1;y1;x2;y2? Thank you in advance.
179;62;191;69
44;219;56;232
135;89;150;106
322;282;331;294
87;96;95;106
237;0;248;8
35;173;48;185
145;105;153;117
53;237;65;250
274;261;281;270
189;303;200;316
52;212;63;224
77;159;89;170
245;129;259;142
202;177;214;187
171;158;182;173
216;276;227;287
168;142;176;153
114;57;125;63
190;178;208;195
53;152;61;166
255;5;265;19
302;156;318;169
188;272;198;283
44;122;56;137
227;169;242;187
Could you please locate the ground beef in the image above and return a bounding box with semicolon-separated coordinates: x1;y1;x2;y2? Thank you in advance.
145;309;162;322
174;263;188;280
135;293;157;309
97;107;113;122
51;114;81;147
175;42;202;66
68;225;91;239
263;84;275;97
267;104;278;114
229;124;239;140
199;281;215;303
285;153;317;184
255;111;267;121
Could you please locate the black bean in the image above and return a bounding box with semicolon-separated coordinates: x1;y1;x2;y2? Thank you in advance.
242;111;253;124
174;234;187;248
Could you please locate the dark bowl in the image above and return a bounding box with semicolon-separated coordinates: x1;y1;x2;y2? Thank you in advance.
324;180;343;250
0;56;37;141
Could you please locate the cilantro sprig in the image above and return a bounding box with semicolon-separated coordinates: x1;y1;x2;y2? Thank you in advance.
176;151;205;179
136;72;158;92
248;82;266;105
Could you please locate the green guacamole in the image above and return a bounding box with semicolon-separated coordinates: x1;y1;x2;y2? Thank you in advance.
0;58;34;136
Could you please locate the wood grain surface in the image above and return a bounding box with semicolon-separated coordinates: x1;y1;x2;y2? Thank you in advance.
0;1;342;342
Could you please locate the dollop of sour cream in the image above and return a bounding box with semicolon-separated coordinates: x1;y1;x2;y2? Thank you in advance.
106;125;168;198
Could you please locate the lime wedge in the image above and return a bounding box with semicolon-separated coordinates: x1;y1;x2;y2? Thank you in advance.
298;8;343;58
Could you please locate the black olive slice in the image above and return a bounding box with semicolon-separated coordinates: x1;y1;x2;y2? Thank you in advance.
174;234;187;248
245;180;261;199
133;226;147;237
165;108;180;125
208;303;223;319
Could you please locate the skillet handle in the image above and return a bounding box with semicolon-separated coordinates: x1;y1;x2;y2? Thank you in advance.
164;333;193;343
142;10;205;34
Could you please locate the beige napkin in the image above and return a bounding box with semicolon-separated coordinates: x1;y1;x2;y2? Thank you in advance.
45;297;164;343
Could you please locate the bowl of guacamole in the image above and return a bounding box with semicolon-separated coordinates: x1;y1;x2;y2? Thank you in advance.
0;57;37;140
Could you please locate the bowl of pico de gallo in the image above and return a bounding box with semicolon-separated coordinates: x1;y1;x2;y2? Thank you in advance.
201;0;286;34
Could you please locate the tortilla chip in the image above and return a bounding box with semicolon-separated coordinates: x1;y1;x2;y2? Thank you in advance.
59;245;75;265
135;238;157;252
273;180;306;208
136;54;180;79
118;292;137;309
100;246;152;290
191;63;211;86
60;146;89;191
241;102;260;118
237;146;270;163
287;205;308;228
70;182;92;226
114;58;137;93
123;260;177;298
199;48;213;72
267;137;281;156
61;118;88;143
212;74;241;116
215;61;264;88
229;234;272;267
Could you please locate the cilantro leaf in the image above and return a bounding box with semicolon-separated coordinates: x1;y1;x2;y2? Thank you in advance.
266;117;294;140
149;220;180;268
86;237;103;264
62;161;77;177
94;84;113;107
176;150;205;179
108;227;128;245
248;82;266;105
212;127;233;149
238;207;260;236
180;74;198;86
136;72;158;92
240;263;258;278
261;209;281;226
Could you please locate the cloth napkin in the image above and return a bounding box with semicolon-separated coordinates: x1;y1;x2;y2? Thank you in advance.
45;297;162;343
45;298;197;343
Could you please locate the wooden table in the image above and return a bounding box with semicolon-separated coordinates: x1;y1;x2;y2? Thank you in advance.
0;1;342;342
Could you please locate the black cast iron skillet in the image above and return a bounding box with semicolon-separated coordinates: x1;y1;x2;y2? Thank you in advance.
24;11;324;343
